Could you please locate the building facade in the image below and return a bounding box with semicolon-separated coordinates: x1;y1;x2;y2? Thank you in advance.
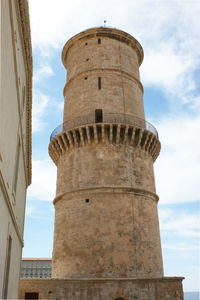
20;27;183;299
20;259;52;279
0;0;32;298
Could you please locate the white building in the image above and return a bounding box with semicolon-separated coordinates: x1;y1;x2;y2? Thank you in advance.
21;258;52;279
0;0;32;298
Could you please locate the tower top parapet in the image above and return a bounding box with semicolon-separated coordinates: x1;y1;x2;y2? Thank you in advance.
62;27;144;68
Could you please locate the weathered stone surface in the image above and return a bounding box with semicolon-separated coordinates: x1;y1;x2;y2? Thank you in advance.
19;277;184;300
51;27;164;281
62;28;144;121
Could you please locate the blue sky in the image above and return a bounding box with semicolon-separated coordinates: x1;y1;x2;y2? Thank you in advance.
23;0;200;292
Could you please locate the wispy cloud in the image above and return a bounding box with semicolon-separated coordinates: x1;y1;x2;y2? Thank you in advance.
25;204;37;216
154;113;200;205
27;159;57;201
162;243;199;251
159;208;200;238
29;0;200;105
33;64;54;82
32;92;49;132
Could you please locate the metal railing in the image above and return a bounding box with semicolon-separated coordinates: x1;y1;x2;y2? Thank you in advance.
50;112;158;141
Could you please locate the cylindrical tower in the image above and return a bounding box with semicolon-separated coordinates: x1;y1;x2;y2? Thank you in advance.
49;27;163;279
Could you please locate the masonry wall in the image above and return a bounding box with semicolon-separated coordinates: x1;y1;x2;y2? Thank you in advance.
56;145;156;195
62;31;145;121
50;28;163;280
19;277;184;300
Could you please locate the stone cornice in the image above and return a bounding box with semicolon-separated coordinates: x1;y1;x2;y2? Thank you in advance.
17;0;32;186
63;67;144;96
20;276;184;282
49;123;160;165
53;187;159;205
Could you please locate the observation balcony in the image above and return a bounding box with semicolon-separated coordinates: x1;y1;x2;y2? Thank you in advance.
49;112;160;165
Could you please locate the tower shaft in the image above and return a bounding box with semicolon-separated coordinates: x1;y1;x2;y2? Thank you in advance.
49;27;163;279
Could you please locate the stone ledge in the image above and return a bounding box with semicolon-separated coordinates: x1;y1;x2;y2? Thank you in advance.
20;276;184;282
63;68;144;95
19;277;184;300
53;186;159;205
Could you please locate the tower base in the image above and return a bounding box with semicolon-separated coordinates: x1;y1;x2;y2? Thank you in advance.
19;277;184;300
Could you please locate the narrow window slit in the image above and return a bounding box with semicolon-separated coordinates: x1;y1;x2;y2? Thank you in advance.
98;77;101;90
98;38;101;44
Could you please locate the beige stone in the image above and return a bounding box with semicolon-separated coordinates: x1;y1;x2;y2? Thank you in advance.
50;27;163;280
19;277;184;300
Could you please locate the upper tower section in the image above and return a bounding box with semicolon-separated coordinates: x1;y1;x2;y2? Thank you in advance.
62;27;144;122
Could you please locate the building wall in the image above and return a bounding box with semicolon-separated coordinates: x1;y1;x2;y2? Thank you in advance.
20;259;52;279
19;277;184;300
0;0;32;298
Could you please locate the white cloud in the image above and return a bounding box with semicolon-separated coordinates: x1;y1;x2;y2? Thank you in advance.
154;113;200;204
33;64;54;82
140;43;197;104
159;208;200;239
32;92;49;132
29;0;200;105
25;204;37;216
162;243;199;251
27;159;57;201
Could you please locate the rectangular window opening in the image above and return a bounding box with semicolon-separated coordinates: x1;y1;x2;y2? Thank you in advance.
13;136;20;194
2;236;12;299
98;38;101;44
98;77;101;90
25;293;39;299
95;109;103;123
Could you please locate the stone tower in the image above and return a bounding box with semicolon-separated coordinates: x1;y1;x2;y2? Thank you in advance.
47;27;184;299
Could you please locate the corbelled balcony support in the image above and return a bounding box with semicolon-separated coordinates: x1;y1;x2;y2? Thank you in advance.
49;121;160;166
